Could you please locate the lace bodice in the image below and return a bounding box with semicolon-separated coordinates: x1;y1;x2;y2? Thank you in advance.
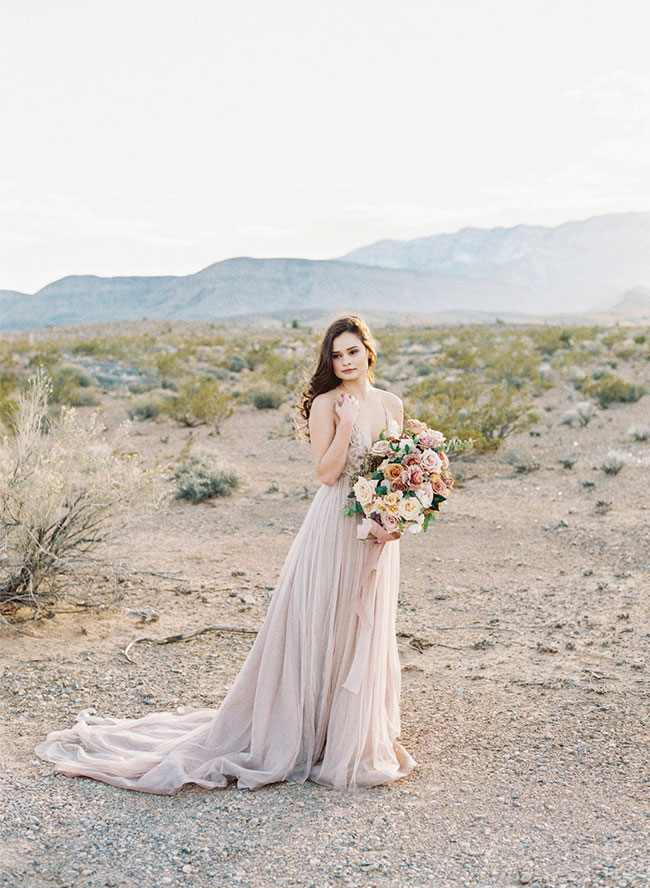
341;409;401;479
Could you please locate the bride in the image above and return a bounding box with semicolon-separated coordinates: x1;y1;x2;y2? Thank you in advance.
35;314;416;793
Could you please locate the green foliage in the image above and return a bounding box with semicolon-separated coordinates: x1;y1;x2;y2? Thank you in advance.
405;375;537;452
174;455;239;503
128;397;163;421
578;372;646;409
252;389;285;410
165;378;235;429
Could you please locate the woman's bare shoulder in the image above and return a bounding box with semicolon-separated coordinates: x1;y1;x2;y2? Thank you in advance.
377;388;402;411
311;390;338;414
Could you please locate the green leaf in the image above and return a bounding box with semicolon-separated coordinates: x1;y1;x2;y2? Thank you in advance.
355;502;364;514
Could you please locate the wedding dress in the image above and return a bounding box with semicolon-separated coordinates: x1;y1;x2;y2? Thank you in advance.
34;398;416;794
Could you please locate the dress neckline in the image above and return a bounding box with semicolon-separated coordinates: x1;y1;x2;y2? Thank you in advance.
354;393;393;447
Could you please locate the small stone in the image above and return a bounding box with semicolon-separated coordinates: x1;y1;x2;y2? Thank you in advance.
519;873;533;884
182;864;194;874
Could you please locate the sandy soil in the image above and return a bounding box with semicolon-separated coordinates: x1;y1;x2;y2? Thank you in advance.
1;386;649;888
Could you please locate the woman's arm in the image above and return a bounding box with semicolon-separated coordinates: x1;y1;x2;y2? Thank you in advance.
309;393;359;486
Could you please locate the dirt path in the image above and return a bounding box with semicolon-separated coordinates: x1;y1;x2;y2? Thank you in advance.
1;394;649;888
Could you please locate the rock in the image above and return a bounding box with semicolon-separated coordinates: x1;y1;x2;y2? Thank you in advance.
519;872;533;884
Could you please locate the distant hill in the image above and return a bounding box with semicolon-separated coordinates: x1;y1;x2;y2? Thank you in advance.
340;211;650;314
609;286;650;319
1;212;649;332
0;257;537;332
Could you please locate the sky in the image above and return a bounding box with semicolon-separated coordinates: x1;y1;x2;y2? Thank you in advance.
1;0;649;294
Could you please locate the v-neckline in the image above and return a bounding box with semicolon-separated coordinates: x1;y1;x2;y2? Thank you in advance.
354;393;391;446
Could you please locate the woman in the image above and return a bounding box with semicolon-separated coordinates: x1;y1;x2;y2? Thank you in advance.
35;315;416;793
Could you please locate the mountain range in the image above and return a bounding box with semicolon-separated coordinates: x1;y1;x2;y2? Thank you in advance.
1;211;649;332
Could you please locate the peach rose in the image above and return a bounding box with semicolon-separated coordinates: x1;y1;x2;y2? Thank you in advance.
439;450;449;469
407;418;427;434
402;452;421;467
420;449;443;474
383;463;404;483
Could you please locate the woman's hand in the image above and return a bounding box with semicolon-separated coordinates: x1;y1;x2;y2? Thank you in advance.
368;518;400;543
334;392;360;427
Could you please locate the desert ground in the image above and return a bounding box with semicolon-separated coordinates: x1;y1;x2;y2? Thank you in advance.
1;322;649;888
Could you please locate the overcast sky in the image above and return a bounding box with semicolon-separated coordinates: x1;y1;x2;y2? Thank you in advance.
1;0;648;293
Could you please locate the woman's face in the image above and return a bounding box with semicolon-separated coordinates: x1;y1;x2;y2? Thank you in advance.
331;331;368;382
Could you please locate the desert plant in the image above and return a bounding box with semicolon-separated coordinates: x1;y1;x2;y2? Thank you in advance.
166;378;235;430
128;397;163;421
578;372;646;409
174;454;239;503
405;375;537;452
504;446;540;473
252;389;284;410
0;371;163;622
629;424;650;442
600;451;626;475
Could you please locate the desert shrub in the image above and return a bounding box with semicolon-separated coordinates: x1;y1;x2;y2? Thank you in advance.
629;424;650;442
165;378;235;430
405;375;537;452
128;397;164;421
174;455;239;503
600;451;627;475
559;400;597;428
578;373;646;409
0;372;162;620
530;327;573;356
504;446;540;473
46;366;101;406
252;389;284;410
633;334;646;345
229;355;246;372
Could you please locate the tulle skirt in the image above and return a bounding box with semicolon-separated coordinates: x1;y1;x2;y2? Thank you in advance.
35;476;416;794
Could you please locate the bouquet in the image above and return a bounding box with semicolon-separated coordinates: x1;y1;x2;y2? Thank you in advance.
343;417;471;536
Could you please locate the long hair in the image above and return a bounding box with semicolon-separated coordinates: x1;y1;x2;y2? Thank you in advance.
295;315;377;440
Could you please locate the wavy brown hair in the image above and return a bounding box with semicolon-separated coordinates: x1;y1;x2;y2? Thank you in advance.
295;315;377;440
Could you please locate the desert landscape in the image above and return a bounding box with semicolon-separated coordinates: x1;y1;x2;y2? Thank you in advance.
1;319;649;888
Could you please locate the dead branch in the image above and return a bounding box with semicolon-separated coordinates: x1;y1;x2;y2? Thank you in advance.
122;624;260;663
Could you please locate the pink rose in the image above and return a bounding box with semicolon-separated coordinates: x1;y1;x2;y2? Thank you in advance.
439;450;449;469
418;429;445;449
431;477;448;496
407;418;427;434
420;449;443;474
371;439;391;457
402;452;422;467
407;465;424;488
391;472;409;491
382;513;399;533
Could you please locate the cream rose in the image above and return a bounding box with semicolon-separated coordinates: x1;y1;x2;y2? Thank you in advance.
353;477;377;508
416;481;433;508
371;439;392;457
382;490;403;514
398;495;422;521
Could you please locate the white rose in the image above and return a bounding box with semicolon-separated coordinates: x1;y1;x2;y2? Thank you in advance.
353;477;378;508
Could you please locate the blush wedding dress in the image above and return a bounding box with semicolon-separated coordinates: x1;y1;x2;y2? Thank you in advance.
35;398;416;794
